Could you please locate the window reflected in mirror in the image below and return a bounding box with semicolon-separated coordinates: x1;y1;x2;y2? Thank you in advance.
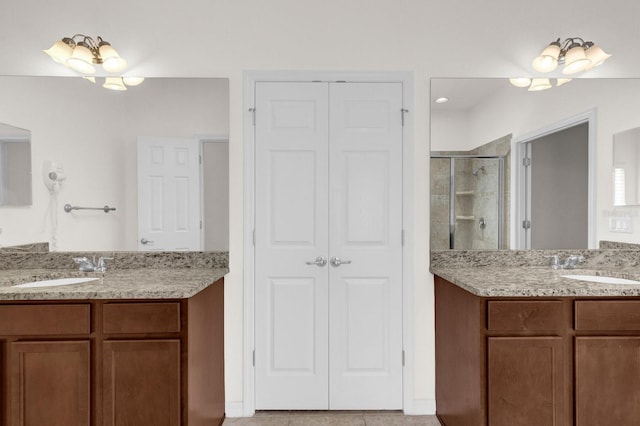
613;127;640;206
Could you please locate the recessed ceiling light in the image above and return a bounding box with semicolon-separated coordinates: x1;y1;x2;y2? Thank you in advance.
435;97;449;104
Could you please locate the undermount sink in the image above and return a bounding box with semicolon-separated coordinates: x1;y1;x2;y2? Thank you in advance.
561;274;640;285
12;277;100;288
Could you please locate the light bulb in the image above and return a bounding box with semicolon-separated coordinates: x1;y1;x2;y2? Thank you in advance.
563;46;591;75
99;44;127;73
509;78;531;88
584;45;612;70
532;44;560;73
67;44;96;74
44;40;73;64
528;78;552;92
103;77;127;91
123;77;145;86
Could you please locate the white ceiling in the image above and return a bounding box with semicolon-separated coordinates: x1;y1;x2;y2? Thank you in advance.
430;78;507;111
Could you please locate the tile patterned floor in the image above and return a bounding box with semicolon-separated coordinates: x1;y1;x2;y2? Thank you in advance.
223;411;442;425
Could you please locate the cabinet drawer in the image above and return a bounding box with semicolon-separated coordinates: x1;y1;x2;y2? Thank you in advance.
575;301;640;330
103;303;181;334
0;304;90;335
488;301;564;331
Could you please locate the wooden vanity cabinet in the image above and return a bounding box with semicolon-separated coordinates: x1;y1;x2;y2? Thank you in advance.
101;302;183;426
574;301;640;426
436;277;569;426
0;304;92;426
0;277;225;426
436;276;640;426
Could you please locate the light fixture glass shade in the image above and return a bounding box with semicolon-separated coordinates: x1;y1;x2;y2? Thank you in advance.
67;44;96;74
528;78;552;92
123;76;145;86
103;77;127;91
509;77;532;88
532;44;560;72
44;40;73;64
562;46;591;74
99;44;127;72
584;45;612;69
556;78;572;87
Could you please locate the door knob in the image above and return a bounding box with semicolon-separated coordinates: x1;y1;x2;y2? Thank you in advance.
140;238;154;245
330;257;352;267
305;256;327;267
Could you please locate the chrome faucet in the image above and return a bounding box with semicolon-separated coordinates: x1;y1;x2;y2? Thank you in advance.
72;256;112;272
549;254;585;270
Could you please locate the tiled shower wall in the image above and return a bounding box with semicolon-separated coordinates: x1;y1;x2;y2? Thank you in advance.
430;135;511;250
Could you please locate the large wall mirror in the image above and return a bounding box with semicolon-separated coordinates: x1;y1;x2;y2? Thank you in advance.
431;78;640;250
0;76;229;252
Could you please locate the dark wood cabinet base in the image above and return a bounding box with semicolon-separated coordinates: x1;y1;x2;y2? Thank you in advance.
0;278;225;426
435;275;640;426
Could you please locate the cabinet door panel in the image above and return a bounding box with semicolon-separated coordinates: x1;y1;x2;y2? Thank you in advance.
576;337;640;426
11;341;90;426
103;339;180;426
488;337;564;426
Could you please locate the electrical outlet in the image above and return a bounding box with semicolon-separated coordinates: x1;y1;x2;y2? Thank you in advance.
609;216;633;233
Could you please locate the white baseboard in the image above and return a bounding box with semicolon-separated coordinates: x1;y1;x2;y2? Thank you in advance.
225;401;246;418
404;398;436;415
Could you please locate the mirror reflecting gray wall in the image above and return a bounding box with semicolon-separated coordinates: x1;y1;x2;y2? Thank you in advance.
0;122;31;206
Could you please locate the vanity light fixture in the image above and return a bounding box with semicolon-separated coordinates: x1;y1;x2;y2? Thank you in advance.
510;37;609;92
44;34;144;91
531;37;611;75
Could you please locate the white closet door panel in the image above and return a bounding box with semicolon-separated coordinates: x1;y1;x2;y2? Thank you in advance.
254;82;329;409
269;277;317;371
341;277;390;371
342;151;390;246
328;82;403;409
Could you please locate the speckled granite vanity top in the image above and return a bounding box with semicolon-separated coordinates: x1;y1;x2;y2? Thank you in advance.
431;249;640;297
0;251;228;300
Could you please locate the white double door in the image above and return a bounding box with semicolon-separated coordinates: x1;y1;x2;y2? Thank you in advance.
254;81;403;410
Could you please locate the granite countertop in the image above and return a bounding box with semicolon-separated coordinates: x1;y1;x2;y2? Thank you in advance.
431;266;640;297
0;251;229;300
430;249;640;297
0;267;228;300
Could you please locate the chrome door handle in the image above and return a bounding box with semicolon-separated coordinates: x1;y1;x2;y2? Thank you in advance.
305;256;327;267
330;257;352;267
140;238;154;245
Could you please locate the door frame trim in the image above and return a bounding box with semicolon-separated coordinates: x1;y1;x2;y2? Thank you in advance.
511;108;597;249
242;70;415;416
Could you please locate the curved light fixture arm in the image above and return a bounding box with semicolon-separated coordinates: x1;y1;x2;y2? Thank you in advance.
57;34;113;64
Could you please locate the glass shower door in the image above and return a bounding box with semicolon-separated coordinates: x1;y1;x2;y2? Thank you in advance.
430;156;504;250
